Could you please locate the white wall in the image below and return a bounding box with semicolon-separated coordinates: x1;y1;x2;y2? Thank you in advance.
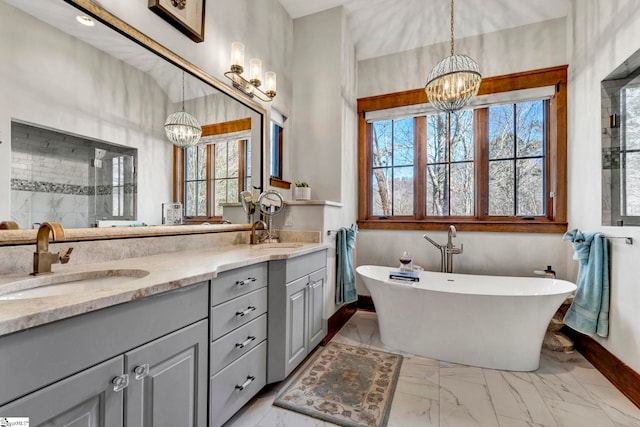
358;17;567;98
289;7;358;318
568;0;640;374
0;2;172;226
290;7;344;202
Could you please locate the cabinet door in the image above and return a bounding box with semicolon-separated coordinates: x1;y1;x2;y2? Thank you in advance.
285;275;308;375
0;357;124;427
124;320;208;427
307;268;327;349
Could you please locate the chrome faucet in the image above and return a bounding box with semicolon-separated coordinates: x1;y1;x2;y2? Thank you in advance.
31;222;73;275
250;220;267;245
423;225;463;273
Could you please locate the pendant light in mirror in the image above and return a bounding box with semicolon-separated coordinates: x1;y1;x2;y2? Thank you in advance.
164;71;202;147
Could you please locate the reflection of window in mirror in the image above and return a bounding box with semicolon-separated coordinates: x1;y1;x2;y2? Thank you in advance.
174;118;252;222
269;111;290;189
271;121;283;179
602;48;640;226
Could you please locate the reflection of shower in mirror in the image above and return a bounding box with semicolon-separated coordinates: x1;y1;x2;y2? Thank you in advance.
10;122;137;229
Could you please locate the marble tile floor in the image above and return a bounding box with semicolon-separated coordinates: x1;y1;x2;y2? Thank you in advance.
224;311;640;427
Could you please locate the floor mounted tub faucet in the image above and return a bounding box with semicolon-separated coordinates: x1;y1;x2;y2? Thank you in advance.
423;225;463;273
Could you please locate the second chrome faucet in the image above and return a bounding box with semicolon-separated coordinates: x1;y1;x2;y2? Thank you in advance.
423;225;463;273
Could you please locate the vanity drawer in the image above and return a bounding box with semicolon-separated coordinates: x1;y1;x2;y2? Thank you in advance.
285;250;327;283
211;288;267;340
210;314;267;375
210;341;266;427
212;263;267;306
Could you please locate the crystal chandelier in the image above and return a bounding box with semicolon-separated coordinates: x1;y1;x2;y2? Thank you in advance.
425;0;482;113
164;72;202;147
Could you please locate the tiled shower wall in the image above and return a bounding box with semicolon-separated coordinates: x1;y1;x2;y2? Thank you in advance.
11;123;91;228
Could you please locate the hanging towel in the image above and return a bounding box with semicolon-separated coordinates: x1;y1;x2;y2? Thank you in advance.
335;224;358;305
562;229;610;337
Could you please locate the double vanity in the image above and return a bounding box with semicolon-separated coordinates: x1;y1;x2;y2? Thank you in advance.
0;231;328;427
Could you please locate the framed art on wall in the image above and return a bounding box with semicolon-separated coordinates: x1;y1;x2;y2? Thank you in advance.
149;0;205;42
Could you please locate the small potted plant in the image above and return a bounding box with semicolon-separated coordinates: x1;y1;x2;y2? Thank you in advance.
293;181;311;200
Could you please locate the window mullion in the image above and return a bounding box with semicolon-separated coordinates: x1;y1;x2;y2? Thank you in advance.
206;145;213;217
415;116;426;219
475;109;488;220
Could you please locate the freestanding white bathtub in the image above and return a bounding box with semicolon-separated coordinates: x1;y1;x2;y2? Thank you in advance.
356;265;576;371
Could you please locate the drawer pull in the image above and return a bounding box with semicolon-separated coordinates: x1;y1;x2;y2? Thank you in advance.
112;374;129;392
235;277;257;287
235;375;256;391
235;336;256;349
236;306;256;317
133;364;149;380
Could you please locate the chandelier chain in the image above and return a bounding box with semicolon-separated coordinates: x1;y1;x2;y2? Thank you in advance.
450;0;455;57
181;71;185;112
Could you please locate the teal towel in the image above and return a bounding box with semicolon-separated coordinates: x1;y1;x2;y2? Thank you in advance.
562;229;609;337
335;224;358;305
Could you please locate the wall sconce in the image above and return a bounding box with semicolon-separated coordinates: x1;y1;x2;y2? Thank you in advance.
224;42;276;102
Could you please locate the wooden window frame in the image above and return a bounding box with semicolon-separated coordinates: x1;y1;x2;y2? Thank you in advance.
357;65;568;233
173;118;251;223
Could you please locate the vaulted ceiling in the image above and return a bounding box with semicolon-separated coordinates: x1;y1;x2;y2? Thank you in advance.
278;0;571;60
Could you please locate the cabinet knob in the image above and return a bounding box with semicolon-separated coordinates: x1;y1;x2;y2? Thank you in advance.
235;306;256;317
133;363;150;380
112;374;129;392
235;336;256;349
235;375;256;391
235;277;257;286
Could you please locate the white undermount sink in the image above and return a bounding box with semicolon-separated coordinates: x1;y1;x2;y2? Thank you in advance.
0;269;150;300
252;243;304;250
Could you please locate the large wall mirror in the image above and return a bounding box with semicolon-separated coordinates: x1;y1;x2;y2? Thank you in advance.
602;47;640;226
0;0;264;237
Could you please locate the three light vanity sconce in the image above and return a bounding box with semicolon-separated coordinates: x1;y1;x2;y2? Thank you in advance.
224;42;276;102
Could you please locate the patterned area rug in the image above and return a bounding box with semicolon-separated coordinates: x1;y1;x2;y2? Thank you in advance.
273;342;403;427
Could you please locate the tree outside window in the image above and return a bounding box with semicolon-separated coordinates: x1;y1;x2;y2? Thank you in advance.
357;66;568;233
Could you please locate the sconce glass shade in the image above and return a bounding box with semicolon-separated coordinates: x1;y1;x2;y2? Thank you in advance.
249;58;262;86
225;44;275;102
164;111;202;148
425;54;481;112
265;71;276;98
231;42;245;74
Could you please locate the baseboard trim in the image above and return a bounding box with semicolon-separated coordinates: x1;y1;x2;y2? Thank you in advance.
322;303;356;345
562;326;640;409
322;295;376;346
356;295;375;312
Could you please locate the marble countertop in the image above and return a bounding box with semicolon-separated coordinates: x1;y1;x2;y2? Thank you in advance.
0;242;329;337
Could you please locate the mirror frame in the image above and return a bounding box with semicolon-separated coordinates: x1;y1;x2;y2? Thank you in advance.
2;0;267;245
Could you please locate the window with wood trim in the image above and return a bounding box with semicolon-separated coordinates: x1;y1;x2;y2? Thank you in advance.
357;66;568;233
173;118;251;222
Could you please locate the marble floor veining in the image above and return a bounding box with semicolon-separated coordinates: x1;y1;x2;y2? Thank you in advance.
224;311;640;427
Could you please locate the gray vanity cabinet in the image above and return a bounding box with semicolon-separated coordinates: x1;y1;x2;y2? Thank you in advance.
268;250;328;383
124;320;208;427
0;282;209;426
209;263;268;427
0;357;124;426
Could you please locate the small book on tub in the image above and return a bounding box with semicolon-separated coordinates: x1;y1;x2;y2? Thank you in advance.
389;271;420;282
